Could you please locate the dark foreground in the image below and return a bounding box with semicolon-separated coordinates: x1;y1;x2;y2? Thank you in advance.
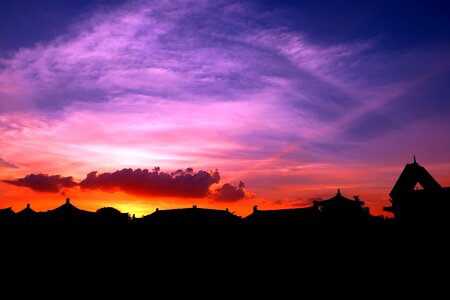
1;222;448;298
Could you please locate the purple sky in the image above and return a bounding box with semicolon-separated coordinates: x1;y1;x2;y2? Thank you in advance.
1;0;449;216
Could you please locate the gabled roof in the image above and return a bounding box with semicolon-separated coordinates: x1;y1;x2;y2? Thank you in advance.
0;207;15;216
46;198;95;216
16;203;38;217
144;205;241;223
245;205;319;218
243;205;320;226
314;189;364;207
390;157;441;198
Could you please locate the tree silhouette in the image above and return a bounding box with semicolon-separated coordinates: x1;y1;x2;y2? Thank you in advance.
96;206;124;217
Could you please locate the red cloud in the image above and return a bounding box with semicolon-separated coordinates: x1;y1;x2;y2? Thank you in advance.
3;173;77;193
209;181;247;202
79;167;220;198
3;167;251;201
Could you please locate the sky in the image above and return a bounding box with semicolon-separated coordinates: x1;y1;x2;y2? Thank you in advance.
1;0;449;218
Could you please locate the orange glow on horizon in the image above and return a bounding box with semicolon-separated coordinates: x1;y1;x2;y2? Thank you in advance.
0;181;394;219
1;162;449;219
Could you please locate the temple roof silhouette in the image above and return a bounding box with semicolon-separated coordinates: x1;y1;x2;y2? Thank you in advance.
48;198;93;213
313;188;365;208
389;156;441;199
243;204;320;225
144;205;241;225
311;189;371;224
246;205;319;218
383;157;450;222
244;189;370;226
16;203;38;217
46;198;95;218
0;207;15;217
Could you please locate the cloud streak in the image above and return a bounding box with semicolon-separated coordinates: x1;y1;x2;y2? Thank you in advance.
0;157;17;169
1;0;445;151
3;173;77;193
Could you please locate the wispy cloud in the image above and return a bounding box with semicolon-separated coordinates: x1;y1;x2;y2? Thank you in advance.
0;157;17;169
3;173;77;193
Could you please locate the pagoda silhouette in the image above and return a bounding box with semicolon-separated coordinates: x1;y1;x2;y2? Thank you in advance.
44;198;97;228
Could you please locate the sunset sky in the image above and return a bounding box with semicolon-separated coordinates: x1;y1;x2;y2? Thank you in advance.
1;0;449;218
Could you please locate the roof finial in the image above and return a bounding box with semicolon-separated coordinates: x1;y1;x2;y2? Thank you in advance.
413;155;416;164
337;188;341;195
66;198;70;204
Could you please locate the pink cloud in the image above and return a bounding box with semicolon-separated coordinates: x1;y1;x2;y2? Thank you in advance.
0;157;17;169
209;181;248;202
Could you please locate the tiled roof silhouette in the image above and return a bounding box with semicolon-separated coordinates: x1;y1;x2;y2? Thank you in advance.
144;205;241;225
16;203;37;217
383;157;450;223
243;201;322;229
0;207;15;217
47;198;94;216
389;156;441;199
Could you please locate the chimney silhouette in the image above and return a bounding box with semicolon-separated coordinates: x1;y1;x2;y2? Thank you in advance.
66;198;70;204
26;203;30;209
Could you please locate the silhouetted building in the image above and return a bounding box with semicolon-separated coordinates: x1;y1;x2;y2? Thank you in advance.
0;207;15;225
243;204;320;227
244;189;372;228
313;189;371;224
0;206;15;217
143;205;241;227
383;157;450;224
44;198;96;226
15;203;40;224
16;203;37;216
